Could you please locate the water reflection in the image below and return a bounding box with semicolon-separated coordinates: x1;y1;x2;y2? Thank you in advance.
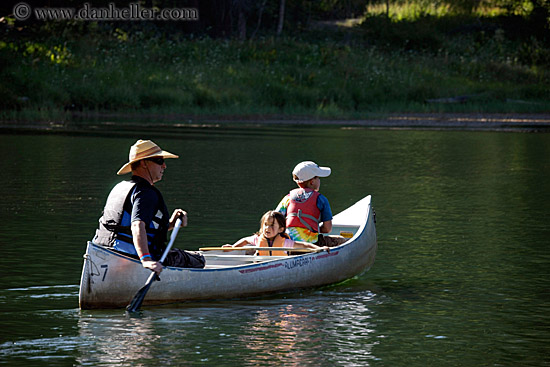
77;314;160;366
73;290;380;366
239;305;323;366
234;291;380;366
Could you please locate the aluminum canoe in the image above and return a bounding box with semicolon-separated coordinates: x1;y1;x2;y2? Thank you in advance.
78;195;377;309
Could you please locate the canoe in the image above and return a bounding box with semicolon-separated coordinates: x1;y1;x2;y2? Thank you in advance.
78;195;377;309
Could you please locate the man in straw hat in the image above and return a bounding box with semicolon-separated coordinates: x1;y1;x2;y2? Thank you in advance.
92;139;204;272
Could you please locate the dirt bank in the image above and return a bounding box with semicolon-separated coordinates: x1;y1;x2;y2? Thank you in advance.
1;113;550;133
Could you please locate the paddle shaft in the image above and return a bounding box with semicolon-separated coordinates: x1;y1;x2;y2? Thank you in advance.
158;218;182;263
126;217;182;312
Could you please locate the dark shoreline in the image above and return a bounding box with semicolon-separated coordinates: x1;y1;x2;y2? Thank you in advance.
1;112;550;133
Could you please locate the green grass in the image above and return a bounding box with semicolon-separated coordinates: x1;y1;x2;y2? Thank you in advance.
1;15;549;122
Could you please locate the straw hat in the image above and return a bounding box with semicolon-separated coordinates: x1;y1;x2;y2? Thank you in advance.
117;139;179;175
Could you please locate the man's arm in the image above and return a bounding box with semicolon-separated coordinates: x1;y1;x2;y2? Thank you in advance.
131;220;163;273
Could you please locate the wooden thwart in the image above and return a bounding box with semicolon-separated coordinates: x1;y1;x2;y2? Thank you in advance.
199;246;319;253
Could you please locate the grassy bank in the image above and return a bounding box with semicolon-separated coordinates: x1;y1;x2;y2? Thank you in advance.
1;14;549;122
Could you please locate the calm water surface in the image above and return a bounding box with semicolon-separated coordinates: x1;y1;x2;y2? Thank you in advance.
0;125;549;366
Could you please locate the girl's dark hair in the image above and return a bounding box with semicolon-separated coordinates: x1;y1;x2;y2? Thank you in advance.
258;210;289;239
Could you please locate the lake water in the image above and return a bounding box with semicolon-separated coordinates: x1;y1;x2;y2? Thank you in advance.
0;125;549;366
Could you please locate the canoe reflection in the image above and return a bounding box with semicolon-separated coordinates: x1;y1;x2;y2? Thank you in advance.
76;292;378;365
238;304;327;366
76;314;160;365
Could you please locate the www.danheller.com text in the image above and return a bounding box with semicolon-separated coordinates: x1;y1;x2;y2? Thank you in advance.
12;2;199;22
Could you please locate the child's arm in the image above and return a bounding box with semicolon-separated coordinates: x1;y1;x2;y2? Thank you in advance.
221;236;254;251
294;241;330;252
319;220;332;233
231;237;253;247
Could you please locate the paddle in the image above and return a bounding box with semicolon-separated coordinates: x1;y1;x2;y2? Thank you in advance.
126;217;183;313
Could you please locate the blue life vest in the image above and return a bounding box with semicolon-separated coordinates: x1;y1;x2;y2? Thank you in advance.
92;177;169;260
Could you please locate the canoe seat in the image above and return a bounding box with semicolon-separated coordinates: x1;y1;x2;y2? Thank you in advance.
203;254;289;267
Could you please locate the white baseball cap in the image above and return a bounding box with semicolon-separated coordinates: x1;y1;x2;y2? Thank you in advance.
292;161;331;182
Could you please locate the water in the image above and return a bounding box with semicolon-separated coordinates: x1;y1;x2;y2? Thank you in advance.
1;125;549;366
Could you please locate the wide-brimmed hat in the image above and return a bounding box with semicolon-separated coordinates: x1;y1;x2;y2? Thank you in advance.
292;161;331;182
117;139;179;175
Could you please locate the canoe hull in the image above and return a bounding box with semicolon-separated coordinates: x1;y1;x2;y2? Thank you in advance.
79;195;377;309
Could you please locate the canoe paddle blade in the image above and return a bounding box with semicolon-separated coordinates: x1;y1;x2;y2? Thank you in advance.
126;272;160;313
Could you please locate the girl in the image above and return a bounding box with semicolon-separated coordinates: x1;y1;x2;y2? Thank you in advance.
224;210;327;256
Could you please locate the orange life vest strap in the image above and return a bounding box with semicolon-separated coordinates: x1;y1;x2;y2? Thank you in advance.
257;235;289;256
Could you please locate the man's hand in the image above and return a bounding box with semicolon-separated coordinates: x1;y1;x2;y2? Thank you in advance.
170;209;188;229
141;260;163;274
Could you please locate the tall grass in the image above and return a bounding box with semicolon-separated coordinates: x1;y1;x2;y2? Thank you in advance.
363;1;513;20
1;13;548;122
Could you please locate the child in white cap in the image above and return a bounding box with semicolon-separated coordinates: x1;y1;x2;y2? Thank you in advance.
275;161;333;246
